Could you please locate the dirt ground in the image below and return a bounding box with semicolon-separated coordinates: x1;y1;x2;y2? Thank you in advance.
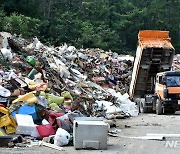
1;112;180;154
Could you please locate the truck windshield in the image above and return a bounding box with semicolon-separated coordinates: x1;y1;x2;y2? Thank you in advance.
166;76;180;87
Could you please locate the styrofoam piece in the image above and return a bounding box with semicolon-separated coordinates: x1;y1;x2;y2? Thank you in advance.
120;101;138;117
73;120;108;150
31;125;40;137
106;105;121;114
118;93;129;102
56;114;69;121
95;100;121;114
42;119;50;125
67;46;76;52
0;86;11;97
15;114;35;135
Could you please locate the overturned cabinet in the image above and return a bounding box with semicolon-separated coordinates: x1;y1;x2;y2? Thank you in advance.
73;117;108;150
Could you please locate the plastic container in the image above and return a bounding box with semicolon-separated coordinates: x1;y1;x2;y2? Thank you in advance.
36;124;55;138
15;114;35;135
11;105;38;121
27;68;38;79
26;56;35;67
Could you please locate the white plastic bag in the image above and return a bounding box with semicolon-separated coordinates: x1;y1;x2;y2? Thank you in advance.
1;48;13;61
54;128;70;146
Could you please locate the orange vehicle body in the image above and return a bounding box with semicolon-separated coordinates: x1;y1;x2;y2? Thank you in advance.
129;30;180;114
155;71;180;113
156;72;180;100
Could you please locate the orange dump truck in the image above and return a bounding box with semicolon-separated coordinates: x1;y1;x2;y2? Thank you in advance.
129;30;180;114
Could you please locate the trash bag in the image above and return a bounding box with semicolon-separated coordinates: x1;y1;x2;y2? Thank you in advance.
54;128;70;146
56;118;73;133
0;48;13;61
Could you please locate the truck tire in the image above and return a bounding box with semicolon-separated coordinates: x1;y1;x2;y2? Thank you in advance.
156;98;162;115
140;99;148;113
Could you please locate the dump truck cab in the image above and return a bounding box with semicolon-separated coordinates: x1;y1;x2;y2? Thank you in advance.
155;71;180;114
129;30;180;114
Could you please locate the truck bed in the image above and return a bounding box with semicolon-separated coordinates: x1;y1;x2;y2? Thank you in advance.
129;30;175;100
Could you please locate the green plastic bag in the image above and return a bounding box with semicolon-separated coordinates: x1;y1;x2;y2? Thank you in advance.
47;94;64;105
61;91;72;99
49;103;61;111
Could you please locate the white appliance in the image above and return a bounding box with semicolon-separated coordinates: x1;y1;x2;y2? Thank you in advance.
73;117;108;150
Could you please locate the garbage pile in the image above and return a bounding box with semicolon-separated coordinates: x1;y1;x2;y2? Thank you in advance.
0;32;137;149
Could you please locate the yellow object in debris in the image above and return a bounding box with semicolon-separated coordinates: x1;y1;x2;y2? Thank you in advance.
5;124;17;134
25;78;39;90
12;92;38;104
0;106;9;115
100;53;109;59
61;91;72;99
0;131;4;136
64;100;72;106
47;94;64;105
5;115;17;134
0;114;12;128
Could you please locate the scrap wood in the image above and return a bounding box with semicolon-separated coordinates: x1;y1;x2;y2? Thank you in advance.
39;141;64;151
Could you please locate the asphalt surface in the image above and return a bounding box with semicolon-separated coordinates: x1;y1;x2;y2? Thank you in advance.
1;112;180;154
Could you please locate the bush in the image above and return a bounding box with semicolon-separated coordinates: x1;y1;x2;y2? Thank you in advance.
3;13;40;37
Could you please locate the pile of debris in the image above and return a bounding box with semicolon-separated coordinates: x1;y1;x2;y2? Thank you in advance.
0;32;137;149
172;54;180;70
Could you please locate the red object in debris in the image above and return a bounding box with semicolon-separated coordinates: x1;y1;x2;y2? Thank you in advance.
102;84;110;89
36;124;55;138
0;104;6;108
48;111;64;131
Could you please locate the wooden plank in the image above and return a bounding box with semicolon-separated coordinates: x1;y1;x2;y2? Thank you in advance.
39;141;64;151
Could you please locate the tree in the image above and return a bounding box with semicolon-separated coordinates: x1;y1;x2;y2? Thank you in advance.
0;0;179;53
3;13;40;37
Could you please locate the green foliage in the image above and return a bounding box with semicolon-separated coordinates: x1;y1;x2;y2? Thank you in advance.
0;0;179;53
3;13;40;37
0;9;5;30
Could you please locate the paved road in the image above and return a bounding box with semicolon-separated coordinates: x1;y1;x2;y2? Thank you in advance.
1;112;180;154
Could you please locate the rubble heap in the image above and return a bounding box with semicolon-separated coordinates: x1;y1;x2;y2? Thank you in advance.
0;32;137;148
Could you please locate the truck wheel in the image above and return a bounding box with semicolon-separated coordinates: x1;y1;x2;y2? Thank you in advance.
156;98;162;115
140;99;148;113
